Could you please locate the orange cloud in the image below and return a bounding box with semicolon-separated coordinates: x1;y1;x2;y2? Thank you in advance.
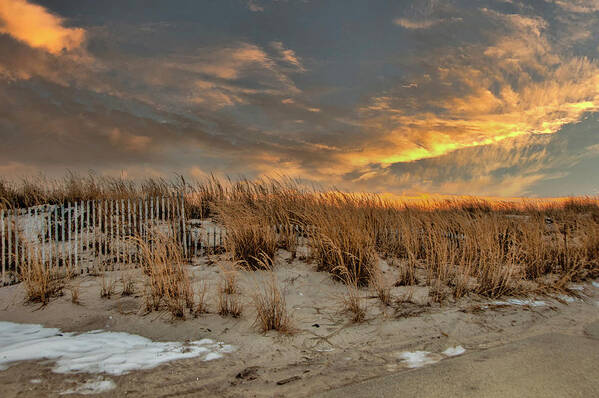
393;17;461;29
350;11;599;168
108;129;152;152
270;41;305;72
0;0;85;54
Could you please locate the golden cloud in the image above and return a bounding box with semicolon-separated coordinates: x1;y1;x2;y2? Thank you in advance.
0;0;85;54
108;129;152;152
349;11;599;168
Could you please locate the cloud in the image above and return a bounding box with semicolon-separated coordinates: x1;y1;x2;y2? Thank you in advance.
270;41;305;72
352;9;599;171
2;2;599;197
393;17;461;29
108;129;152;152
247;0;264;12
549;0;599;13
0;0;85;54
338;129;590;197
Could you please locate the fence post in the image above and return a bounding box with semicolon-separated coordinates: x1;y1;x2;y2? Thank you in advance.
75;202;79;271
54;205;58;269
7;209;12;274
103;200;107;267
69;202;74;269
80;200;85;272
133;199;138;263
61;204;65;267
19;209;24;268
180;195;187;257
12;210;19;275
150;197;154;230
91;200;96;272
120;199;125;268
144;198;148;246
40;206;46;268
44;209;49;271
86;200;90;261
127;199;131;265
1;209;5;285
114;199;119;266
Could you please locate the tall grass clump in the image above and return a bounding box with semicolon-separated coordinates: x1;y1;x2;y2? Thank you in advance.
251;255;293;333
135;231;194;318
307;194;377;286
217;202;277;270
217;262;243;317
369;266;392;306
20;257;66;304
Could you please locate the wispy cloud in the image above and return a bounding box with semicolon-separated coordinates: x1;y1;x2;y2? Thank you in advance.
353;9;599;171
393;17;461;29
549;0;599;14
270;41;305;72
247;0;264;12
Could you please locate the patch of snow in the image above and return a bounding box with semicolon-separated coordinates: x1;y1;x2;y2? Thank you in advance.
397;351;440;368
592;281;599;288
569;285;585;291
557;295;578;303
442;346;465;357
61;378;116;395
0;322;234;375
314;346;335;352
492;299;546;307
30;379;42;384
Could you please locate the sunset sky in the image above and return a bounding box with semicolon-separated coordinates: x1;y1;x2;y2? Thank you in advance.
1;0;599;197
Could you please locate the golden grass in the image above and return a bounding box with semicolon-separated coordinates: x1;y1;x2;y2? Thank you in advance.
194;280;209;316
135;231;194;319
3;173;599;305
217;262;243;317
100;274;116;299
70;285;81;304
250;255;293;333
20;257;66;304
120;271;136;296
217;288;243;318
343;283;367;323
369;266;392;306
217;202;277;270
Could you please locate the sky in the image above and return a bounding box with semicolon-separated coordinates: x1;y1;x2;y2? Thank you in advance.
1;0;599;197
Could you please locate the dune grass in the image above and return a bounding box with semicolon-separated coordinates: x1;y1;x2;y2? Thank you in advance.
2;173;599;308
135;231;194;319
20;256;66;304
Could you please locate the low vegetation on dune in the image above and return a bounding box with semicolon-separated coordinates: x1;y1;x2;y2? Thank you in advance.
20;256;67;305
2;173;599;319
135;231;194;318
251;255;293;333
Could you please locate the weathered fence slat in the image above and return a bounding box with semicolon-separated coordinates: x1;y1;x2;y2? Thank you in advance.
1;209;5;284
7;209;12;274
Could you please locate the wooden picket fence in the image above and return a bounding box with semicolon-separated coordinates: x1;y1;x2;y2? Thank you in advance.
0;196;228;286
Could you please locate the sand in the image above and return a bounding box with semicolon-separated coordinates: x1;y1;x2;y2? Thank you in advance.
1;251;598;397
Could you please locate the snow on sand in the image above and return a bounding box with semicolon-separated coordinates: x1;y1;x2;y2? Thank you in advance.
0;321;234;375
398;346;466;368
